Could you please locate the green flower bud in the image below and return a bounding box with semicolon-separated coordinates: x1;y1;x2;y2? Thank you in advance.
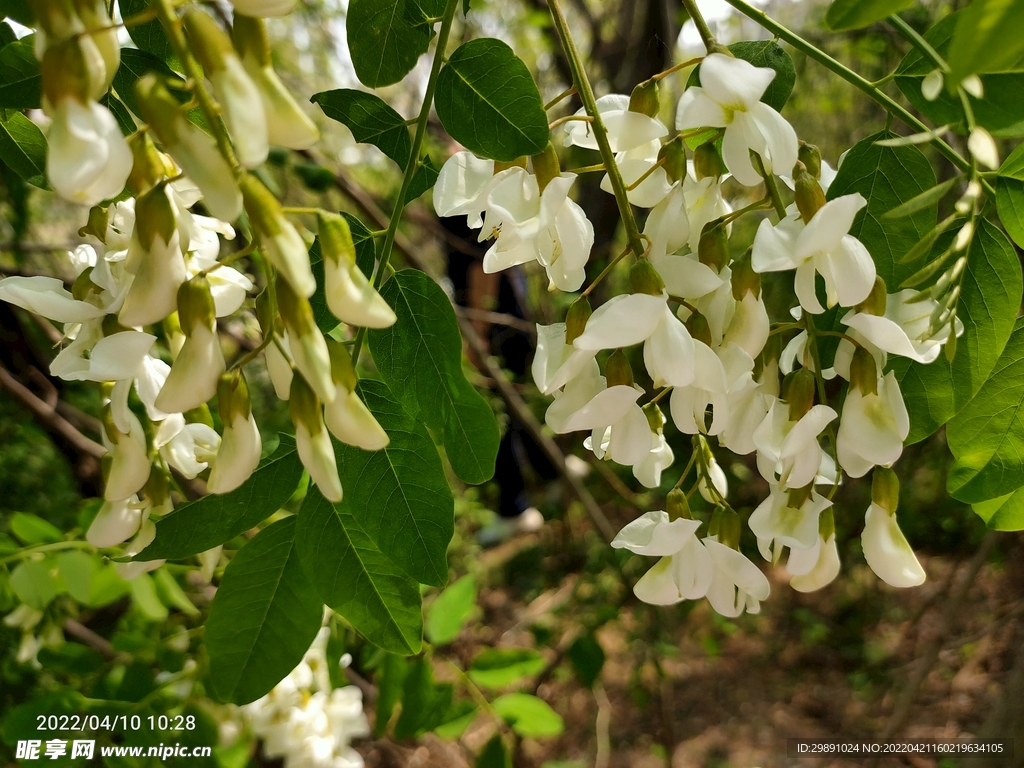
134;184;178;250
605;348;634;388
659;136;687;184
793;161;826;224
127;132;168;196
275;275;316;338
730;250;761;300
630;258;665;296
685;312;713;346
697;222;729;272
629;79;660;118
798;142;822;180
786;368;816;421
217;370;254;424
819;507;835;542
856;276;888;316
136;75;185;146
177;275;216;335
288;374;322;434
643;402;665;433
231;13;272;68
41;38;98;105
143;465;170;507
564;296;592;344
79;205;109;243
871;466;900;515
786;483;813;511
667;488;692;520
849;345;878;396
240;173;287;238
710;506;741;549
183;9;234;76
318;211;357;267
531;143;561;193
326;338;358;391
184;404;215;429
693;140;727;181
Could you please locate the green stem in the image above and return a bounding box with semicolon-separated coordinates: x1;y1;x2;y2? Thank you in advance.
548;0;646;259
680;0;719;53
888;15;948;74
350;0;461;363
0;540;93;566
755;155;787;219
154;0;239;169
721;0;974;177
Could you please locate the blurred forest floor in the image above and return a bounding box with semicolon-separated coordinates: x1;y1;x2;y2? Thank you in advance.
356;520;1024;768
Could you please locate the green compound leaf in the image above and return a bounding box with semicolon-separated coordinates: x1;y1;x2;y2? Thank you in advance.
336;379;454;587
947;320;1024;503
825;0;915;31
347;0;432;89
311;89;412;167
296;487;423;655
687;40;795;113
369;269;499;485
0;35;40;110
996;143;1024;248
469;648;545;689
0;111;47;189
139;436;304;561
492;693;565;738
896;11;1024;137
891;220;1022;443
425;574;477;645
206;516;324;705
973;487;1024;531
826;131;937;288
435;38;549;162
947;0;1024;84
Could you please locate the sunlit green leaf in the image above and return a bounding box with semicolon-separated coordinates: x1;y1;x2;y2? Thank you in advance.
973;487;1024;531
492;693;564;738
948;0;1024;83
996;143;1024;248
10;512;61;545
311;89;412;167
425;574;477;645
825;0;915;31
347;0;431;88
469;648;544;688
10;560;56;610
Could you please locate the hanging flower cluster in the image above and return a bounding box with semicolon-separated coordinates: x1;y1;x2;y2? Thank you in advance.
243;626;370;768
437;52;960;615
0;0;393;576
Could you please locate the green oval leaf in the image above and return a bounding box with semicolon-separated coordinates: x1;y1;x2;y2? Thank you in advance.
139;436;304;561
948;0;1024;83
10;512;61;545
947;320;1024;503
394;657;454;739
825;0;915;31
369;269;500;485
973;487;1024;531
10;559;56;610
492;693;564;738
469;648;545;689
425;574;477;645
0;35;40;110
336;379;454;587
435;38;548;162
0;111;47;189
118;0;177;68
296;487;423;655
311;89;412;167
996;143;1024;247
347;0;432;89
206;516;324;705
891;220;1022;442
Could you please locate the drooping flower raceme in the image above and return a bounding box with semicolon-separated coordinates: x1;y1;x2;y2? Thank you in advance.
611;510;712;605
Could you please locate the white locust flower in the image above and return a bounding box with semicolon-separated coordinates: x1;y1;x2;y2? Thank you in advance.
862;503;925;588
718;358;776;456
323;341;389;451
753;379;837;490
560;385;652;467
290;377;342;503
234;15;319;150
0;276;106;324
531;321;597;395
184;10;268;168
119;186;188;328
155;276;226;414
787;532;841;592
154;414;221;479
704;536;771;617
241;174;315;297
836;357;909;478
136;75;243;222
563;94;668;153
116;518;164;580
433;151;505;228
207;372;263;494
841;288;963;365
748;484;833;556
574;288;696;389
102;411;152;502
86;496;142;548
633;429;675;489
47;97;131;207
669;337;729;435
752;194;876;314
277;278;336;404
611;510;712;605
265;334;294;401
676;53;798;187
319;212;396;328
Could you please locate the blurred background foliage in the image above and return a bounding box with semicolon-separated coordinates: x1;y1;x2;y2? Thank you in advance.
1;0;1022;766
